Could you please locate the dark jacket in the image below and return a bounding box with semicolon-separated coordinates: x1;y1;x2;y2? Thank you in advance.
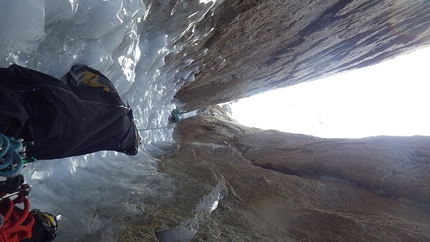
0;64;138;160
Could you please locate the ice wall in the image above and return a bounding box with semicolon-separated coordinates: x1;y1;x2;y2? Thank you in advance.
0;0;220;241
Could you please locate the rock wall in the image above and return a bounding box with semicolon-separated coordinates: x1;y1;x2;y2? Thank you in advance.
122;1;430;240
235;131;430;207
172;0;430;111
119;106;430;241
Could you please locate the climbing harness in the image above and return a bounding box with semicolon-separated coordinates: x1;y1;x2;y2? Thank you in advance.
0;134;59;241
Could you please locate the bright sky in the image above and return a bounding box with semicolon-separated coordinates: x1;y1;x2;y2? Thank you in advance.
230;46;430;138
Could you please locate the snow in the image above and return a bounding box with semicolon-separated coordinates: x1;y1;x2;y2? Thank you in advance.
0;0;220;241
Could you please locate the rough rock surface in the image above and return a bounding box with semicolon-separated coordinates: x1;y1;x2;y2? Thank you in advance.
119;106;430;241
118;1;430;241
173;0;430;111
235;131;430;207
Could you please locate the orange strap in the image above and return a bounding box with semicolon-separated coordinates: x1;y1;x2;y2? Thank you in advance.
0;197;34;242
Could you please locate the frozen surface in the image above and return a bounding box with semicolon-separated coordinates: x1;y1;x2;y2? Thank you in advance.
0;0;221;241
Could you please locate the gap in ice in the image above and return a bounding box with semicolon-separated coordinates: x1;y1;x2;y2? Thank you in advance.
0;0;221;241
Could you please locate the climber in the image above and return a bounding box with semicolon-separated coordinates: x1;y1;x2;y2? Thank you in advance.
0;64;140;160
0;64;139;241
